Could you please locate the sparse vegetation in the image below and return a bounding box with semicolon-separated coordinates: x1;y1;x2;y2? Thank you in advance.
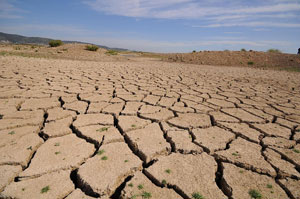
192;192;204;199
267;184;273;189
101;156;108;160
86;45;99;51
27;146;32;150
128;183;133;187
232;152;240;156
97;150;105;155
162;179;167;185
267;49;281;53
248;189;262;199
124;159;129;163
281;67;300;73
293;149;300;153
141;191;152;199
49;40;63;47
248;61;254;65
0;51;6;56
137;184;144;190
131;124;136;128
41;186;50;193
55;151;61;155
97;127;109;132
54;143;60;146
193;50;196;53
22;188;25;191
130;195;138;199
241;48;246;52
8;131;15;135
106;50;118;55
165;169;171;174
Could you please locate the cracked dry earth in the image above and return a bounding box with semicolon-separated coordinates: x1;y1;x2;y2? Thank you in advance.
0;56;300;199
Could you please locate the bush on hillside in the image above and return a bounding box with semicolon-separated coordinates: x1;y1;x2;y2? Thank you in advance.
248;61;254;65
49;40;63;47
106;50;118;55
267;49;281;53
85;45;99;51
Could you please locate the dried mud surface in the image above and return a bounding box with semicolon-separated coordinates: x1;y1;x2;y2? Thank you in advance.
0;55;300;199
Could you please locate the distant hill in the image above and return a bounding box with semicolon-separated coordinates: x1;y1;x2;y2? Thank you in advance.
0;32;52;45
0;32;128;51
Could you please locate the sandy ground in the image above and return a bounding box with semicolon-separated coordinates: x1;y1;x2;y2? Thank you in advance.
0;53;300;199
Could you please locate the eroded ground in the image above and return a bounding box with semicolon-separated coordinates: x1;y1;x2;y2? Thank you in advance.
0;55;300;199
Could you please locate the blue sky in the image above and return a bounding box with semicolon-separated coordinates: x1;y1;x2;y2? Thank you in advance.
0;0;300;53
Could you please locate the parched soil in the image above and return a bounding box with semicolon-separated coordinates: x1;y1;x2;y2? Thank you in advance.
0;43;130;62
0;46;300;199
155;51;300;71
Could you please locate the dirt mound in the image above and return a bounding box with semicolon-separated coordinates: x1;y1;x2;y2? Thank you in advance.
158;50;300;71
0;43;130;62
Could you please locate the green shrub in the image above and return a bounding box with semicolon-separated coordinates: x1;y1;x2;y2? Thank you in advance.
137;184;144;190
101;156;108;160
267;49;281;53
41;186;50;193
248;61;254;65
192;192;204;199
248;189;262;199
49;40;63;47
141;191;152;199
97;149;105;155
241;48;246;52
293;149;300;153
106;50;118;55
86;45;99;51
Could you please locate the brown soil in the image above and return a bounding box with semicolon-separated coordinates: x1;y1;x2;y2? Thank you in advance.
0;43;299;199
152;50;300;71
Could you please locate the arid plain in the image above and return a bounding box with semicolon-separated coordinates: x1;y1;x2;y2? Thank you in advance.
0;44;300;199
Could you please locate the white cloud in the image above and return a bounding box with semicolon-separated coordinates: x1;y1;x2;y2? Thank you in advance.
83;0;194;18
83;0;300;28
84;0;300;18
210;13;297;22
193;22;300;28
